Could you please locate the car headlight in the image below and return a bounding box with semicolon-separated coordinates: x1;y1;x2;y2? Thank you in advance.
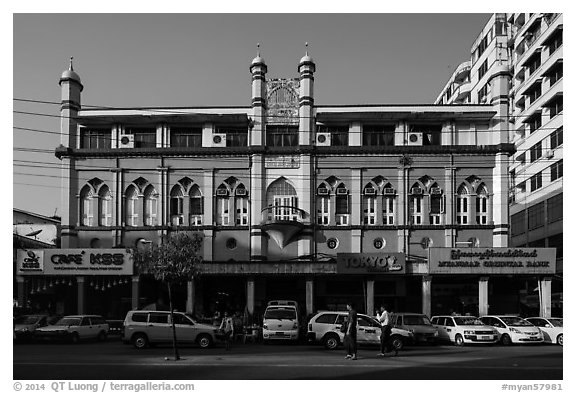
408;328;414;333
464;330;474;335
263;324;268;329
434;330;439;337
509;327;521;334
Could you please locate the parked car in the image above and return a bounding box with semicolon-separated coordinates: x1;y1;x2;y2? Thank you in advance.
525;317;563;346
34;315;109;343
262;300;301;343
122;310;220;349
391;312;439;344
14;314;50;341
431;315;499;346
306;310;414;350
479;315;544;345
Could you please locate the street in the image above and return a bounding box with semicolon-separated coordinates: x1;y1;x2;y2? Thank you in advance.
13;337;563;380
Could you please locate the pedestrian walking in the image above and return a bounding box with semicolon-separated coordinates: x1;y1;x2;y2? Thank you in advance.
219;311;234;351
376;305;397;357
345;303;358;360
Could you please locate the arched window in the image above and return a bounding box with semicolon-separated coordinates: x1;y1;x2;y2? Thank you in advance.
335;184;350;226
476;184;489;225
189;184;203;226
170;186;184;226
98;185;112;227
456;184;469;225
409;183;424;225
143;185;158;226
216;184;230;225
382;183;395;225
316;183;330;225
363;183;377;225
235;184;248;226
80;186;95;226
266;178;298;221
429;183;444;225
125;185;139;227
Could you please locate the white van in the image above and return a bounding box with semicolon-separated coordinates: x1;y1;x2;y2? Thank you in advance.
262;300;300;343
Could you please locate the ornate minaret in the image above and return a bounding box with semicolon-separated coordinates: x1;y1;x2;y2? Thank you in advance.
58;57;83;247
250;43;267;147
298;43;316;146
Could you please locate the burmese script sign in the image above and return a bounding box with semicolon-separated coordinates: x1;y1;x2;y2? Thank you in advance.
337;253;406;274
265;156;300;169
429;248;556;275
16;249;133;276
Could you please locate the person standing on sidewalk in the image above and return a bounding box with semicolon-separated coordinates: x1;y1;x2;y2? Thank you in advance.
345;303;358;360
219;311;234;351
376;305;397;357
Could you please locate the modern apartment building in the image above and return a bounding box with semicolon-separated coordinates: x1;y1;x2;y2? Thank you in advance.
435;13;563;317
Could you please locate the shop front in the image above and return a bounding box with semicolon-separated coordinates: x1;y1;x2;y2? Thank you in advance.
428;247;557;318
16;248;134;319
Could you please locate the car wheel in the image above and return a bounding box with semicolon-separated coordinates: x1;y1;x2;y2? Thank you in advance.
132;333;149;349
97;331;107;342
501;334;512;346
455;334;464;346
323;334;340;350
391;335;404;351
557;334;563;346
197;334;212;349
69;332;80;344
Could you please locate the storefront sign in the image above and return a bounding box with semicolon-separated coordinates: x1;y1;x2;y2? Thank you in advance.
16;249;134;276
336;253;406;274
265;156;300;169
429;248;556;275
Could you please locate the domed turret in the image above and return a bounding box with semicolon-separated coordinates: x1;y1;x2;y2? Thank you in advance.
59;57;83;89
250;43;266;68
299;42;315;65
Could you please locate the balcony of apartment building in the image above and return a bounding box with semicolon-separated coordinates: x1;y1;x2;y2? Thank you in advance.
514;13;562;67
260;205;307;249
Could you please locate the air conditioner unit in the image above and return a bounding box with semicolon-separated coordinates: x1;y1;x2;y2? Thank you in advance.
407;132;423;146
212;133;227;147
216;188;229;196
119;134;135;148
412;187;423;195
317;188;329;196
336;188;348;195
430;187;442;195
235;188;247;196
316;132;331;146
364;188;376;195
383;188;396;195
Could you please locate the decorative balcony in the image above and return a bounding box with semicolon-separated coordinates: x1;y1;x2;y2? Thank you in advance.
260;206;307;249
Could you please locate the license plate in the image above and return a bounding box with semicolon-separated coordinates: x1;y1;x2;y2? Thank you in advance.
529;337;540;340
480;336;491;341
275;332;286;336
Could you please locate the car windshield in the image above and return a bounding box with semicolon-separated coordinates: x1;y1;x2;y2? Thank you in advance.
55;317;81;326
403;315;432;325
264;309;296;320
454;317;483;326
16;316;41;324
500;317;532;326
548;319;563;327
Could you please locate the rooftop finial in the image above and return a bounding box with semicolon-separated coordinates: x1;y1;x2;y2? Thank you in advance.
305;42;309;56
69;57;74;71
257;43;261;57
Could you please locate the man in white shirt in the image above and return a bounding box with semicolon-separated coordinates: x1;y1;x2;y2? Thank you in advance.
376;305;397;357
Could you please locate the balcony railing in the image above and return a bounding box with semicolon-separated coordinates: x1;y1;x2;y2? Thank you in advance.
261;206;306;224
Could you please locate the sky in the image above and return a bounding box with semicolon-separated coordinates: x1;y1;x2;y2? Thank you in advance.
12;13;493;217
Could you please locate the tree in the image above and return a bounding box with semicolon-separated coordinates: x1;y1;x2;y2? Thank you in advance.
133;232;203;360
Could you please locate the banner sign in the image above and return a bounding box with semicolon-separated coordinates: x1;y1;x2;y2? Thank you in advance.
428;248;556;275
336;253;406;274
16;249;134;276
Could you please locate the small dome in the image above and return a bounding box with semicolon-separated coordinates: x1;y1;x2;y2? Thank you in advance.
299;54;314;64
59;57;81;84
251;55;266;65
60;69;81;83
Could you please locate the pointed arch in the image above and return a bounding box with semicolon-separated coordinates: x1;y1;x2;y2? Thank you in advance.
266;177;299;221
475;182;489;225
189;184;203;226
98;184;112;226
80;184;95;226
382;182;396;225
143;184;158;226
125;184;139;227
